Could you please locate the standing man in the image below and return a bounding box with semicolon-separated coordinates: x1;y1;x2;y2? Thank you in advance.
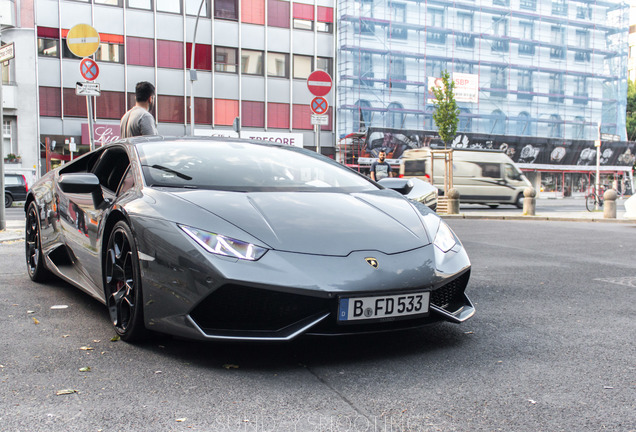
120;81;158;138
370;149;393;181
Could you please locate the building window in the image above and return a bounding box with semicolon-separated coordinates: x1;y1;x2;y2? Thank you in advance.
157;95;185;123
458;108;472;132
38;38;59;57
157;40;184;69
63;88;88;118
216;0;238;19
186;43;212;70
390;3;407;39
267;52;289;78
354;100;372;132
127;0;151;10
293;104;331;130
242;101;265;128
317;6;333;33
491;66;507;92
456;13;474;48
549;114;562;138
577;5;591;19
242;0;265;25
316;57;333;77
387;56;406;89
39;87;61;117
96;91;125;120
575;30;591;62
95;42;124;63
386;102;404;129
493;0;509;6
268;0;290;28
549;73;564;102
517;70;532;99
490;110;506;135
127;37;154;67
519;21;535;55
427;60;446;79
268;103;290;129
186;97;212;124
574;76;588;104
157;0;182;13
242;50;263;75
186;0;210;17
427;8;445;44
293;55;312;79
215;99;239;126
491;17;509;52
516;111;531;136
354;53;374;86
573;116;585;139
293;3;313;30
552;0;567;16
215;47;238;73
550;26;565;59
519;0;536;10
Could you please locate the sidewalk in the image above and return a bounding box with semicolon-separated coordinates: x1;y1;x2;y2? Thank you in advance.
0;220;24;243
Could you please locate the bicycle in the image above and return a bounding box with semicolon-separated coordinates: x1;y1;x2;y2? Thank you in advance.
585;189;604;212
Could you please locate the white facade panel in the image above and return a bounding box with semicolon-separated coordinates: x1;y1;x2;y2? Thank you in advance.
125;10;155;39
157;68;185;95
215;21;239;46
242;26;266;50
59;2;91;29
156;14;184;41
215;74;239;99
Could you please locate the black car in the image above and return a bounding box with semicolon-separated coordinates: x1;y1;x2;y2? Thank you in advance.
25;137;473;342
4;173;28;208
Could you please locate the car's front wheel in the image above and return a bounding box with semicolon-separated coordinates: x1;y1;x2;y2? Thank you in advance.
515;193;524;209
104;221;147;342
5;193;12;208
25;202;51;282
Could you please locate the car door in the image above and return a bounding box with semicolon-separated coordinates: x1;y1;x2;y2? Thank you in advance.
61;146;131;291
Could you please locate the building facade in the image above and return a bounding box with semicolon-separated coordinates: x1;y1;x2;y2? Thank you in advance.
336;0;633;196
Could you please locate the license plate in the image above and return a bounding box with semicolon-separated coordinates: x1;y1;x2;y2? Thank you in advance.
338;292;430;322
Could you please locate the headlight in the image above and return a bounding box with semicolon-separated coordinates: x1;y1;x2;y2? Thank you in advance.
179;225;268;261
433;220;457;253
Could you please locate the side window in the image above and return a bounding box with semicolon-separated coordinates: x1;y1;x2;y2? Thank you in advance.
477;162;501;178
505;163;521;181
117;166;135;196
92;147;131;193
59;150;104;175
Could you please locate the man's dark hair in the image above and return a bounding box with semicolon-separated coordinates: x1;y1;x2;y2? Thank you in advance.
135;81;155;103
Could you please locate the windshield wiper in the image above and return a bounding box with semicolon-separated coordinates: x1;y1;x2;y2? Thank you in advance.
149;164;192;180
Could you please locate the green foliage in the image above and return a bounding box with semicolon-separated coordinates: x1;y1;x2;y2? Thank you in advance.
627;80;636;142
431;70;460;149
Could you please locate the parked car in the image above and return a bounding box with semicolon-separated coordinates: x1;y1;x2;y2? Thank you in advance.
25;137;473;342
4;173;28;208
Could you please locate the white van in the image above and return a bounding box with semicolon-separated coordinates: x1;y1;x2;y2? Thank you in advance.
399;148;532;208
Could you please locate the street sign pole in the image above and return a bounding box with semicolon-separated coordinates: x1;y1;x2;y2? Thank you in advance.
596;123;601;211
307;71;332;156
86;95;95;151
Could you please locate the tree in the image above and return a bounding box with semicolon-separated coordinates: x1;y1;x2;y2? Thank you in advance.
627;79;636;141
431;70;460;149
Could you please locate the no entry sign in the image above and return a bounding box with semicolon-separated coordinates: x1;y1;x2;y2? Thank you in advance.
311;96;329;115
307;70;332;97
67;24;100;58
80;58;99;81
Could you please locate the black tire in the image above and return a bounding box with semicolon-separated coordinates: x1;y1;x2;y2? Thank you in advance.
515;193;524;209
25;202;51;282
5;193;13;208
488;204;499;209
585;194;596;212
104;221;147;342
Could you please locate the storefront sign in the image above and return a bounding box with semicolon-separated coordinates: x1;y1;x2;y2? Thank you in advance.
240;132;304;147
81;123;120;146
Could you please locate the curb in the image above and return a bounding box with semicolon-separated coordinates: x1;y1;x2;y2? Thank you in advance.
441;214;636;223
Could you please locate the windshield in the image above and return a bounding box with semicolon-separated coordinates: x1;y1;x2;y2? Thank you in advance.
137;139;376;192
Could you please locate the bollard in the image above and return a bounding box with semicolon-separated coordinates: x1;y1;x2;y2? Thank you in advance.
523;187;536;216
603;189;617;219
447;188;460;214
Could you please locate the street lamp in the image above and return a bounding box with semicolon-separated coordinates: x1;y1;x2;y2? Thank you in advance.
189;0;206;136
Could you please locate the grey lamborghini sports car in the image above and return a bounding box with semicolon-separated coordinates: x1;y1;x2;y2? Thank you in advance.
25;137;473;342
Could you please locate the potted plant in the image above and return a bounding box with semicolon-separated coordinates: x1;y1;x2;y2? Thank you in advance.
4;153;21;163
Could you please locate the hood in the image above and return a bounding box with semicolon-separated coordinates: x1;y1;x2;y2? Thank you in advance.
172;189;431;256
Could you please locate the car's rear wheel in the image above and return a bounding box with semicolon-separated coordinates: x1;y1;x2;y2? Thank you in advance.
104;221;147;342
25;202;51;282
5;193;12;208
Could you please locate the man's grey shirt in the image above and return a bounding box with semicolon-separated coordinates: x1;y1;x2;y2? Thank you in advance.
120;106;158;138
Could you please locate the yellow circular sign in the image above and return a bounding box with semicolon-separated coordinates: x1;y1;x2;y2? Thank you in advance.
66;24;100;57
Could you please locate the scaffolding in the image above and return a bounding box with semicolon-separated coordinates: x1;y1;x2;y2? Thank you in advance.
336;0;630;159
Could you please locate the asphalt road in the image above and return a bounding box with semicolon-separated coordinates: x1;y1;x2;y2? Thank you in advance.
0;219;634;431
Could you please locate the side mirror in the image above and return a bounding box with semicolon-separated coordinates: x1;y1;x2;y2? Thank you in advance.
58;173;105;208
